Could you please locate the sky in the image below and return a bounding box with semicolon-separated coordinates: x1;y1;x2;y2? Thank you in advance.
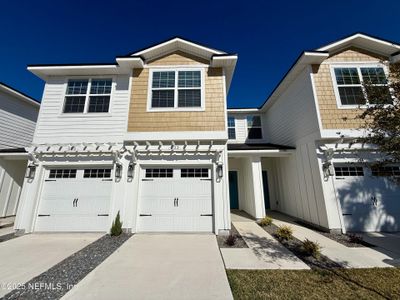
1;0;400;108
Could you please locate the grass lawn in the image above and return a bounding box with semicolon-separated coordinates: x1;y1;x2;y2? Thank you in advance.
227;268;400;299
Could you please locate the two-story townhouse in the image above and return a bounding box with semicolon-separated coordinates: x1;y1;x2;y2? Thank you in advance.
14;38;237;234
0;83;39;219
227;33;400;233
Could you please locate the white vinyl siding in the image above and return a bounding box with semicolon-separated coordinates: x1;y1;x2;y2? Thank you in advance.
33;75;131;144
0;90;38;149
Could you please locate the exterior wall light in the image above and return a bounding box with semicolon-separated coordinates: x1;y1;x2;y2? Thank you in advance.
115;163;123;179
25;163;37;179
216;163;223;178
127;161;135;179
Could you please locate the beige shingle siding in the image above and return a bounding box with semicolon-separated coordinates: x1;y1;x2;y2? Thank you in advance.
313;47;386;129
128;52;225;132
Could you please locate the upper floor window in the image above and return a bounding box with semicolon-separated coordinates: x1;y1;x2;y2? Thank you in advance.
149;69;203;110
247;116;262;139
227;116;236;139
332;66;391;107
63;78;112;113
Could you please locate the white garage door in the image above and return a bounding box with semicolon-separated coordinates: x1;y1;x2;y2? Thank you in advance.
35;168;113;232
137;167;213;232
334;164;400;232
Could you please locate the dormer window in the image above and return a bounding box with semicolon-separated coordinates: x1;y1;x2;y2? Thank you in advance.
332;66;391;107
149;69;204;111
63;78;112;113
247;116;262;139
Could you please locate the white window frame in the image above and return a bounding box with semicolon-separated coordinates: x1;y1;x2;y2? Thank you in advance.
330;63;390;109
246;115;263;141
227;116;236;140
60;76;115;116
147;68;205;112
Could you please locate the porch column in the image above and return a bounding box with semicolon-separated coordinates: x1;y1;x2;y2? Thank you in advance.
249;156;265;219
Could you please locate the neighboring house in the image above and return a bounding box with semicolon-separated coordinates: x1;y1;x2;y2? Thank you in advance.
14;33;400;235
0;83;39;218
228;33;400;233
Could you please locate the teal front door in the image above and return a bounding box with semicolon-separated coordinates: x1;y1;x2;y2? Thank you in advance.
262;171;270;210
229;171;239;209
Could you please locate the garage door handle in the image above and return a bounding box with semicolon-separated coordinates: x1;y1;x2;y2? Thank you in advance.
98;214;109;217
200;214;213;216
200;179;212;181
38;214;50;217
342;213;352;216
140;214;152;217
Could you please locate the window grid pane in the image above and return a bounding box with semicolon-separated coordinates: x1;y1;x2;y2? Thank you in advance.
228;128;236;139
151;90;175;107
90;79;112;94
152;72;175;88
372;166;400;177
63;96;86;113
145;169;173;178
49;169;77;179
360;68;387;84
334;68;360;85
247;116;261;127
88;96;110;113
178;89;201;107
178;71;201;88
83;168;112;178
334;166;364;177
66;80;88;95
338;87;366;105
181;168;209;178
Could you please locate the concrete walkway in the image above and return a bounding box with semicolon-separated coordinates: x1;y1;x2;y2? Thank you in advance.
222;221;309;270
268;211;400;268
63;234;233;300
0;233;101;297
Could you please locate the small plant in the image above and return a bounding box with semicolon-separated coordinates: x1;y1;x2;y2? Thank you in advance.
348;233;363;244
302;239;321;259
275;225;293;241
110;211;123;236
258;216;273;227
225;234;237;246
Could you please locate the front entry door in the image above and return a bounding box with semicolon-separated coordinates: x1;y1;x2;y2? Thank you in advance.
262;171;270;210
229;171;239;209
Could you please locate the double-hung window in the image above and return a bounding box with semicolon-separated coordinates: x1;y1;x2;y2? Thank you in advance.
247;115;262;139
150;69;203;110
332;66;391;107
228;116;236;139
63;78;112;113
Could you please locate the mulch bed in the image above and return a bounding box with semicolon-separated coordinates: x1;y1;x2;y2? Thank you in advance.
260;223;342;270
294;220;375;248
217;224;248;248
2;233;132;300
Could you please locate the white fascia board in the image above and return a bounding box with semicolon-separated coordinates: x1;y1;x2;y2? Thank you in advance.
260;52;328;112
0;152;29;159
115;57;144;69
0;84;39;107
317;33;400;52
124;131;228;142
27;65;124;80
227;108;260;113
133;38;225;57
228;149;294;157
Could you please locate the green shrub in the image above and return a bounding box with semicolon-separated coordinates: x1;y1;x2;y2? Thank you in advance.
275;225;293;241
258;216;273;227
225;234;237;246
302;239;321;258
110;211;123;236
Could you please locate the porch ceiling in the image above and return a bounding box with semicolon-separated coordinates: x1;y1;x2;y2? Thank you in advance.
228;143;295;157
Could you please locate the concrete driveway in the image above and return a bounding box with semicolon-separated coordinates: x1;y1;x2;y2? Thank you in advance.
0;233;101;297
63;234;233;300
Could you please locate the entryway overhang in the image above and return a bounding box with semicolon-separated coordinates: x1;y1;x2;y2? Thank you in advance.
227;143;295;158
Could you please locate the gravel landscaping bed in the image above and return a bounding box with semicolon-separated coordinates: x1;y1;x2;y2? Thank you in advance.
260;223;342;270
294;220;375;248
2;233;132;300
217;224;248;248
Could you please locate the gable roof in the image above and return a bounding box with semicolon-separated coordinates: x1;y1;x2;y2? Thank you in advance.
0;82;39;107
316;32;400;56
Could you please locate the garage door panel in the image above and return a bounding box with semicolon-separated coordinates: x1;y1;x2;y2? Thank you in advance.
335;165;400;232
35;168;112;232
138;167;213;232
